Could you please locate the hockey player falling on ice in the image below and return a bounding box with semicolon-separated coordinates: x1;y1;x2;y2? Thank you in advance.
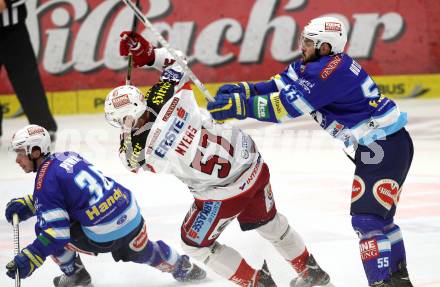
103;31;330;287
207;16;414;287
4;125;206;286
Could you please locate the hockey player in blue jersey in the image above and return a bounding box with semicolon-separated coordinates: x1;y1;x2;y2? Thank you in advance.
207;16;414;287
4;124;206;286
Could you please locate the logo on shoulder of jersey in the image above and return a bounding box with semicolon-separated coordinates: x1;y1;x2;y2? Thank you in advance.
325;22;342;32
351;175;365;203
36;160;52;190
151;81;173;105
320;55;342;80
162;97;179;122
373;179;399;210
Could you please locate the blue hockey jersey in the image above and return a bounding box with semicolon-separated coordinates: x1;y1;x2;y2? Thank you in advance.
249;53;407;146
30;152;141;257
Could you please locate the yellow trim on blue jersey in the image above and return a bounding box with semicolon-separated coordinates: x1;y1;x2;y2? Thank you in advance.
240;82;252;99
235;94;243;115
269;93;289;122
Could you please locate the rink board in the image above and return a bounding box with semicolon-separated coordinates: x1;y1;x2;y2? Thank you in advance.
1;73;440;118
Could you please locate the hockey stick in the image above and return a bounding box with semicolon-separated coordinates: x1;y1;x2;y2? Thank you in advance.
125;0;141;85
121;0;215;102
12;213;20;287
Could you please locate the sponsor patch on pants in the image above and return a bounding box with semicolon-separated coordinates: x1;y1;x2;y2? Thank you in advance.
129;223;148;252
351;175;365;203
372;179;399;210
359;239;379;261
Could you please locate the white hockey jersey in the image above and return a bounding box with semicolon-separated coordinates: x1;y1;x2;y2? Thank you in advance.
139;83;262;200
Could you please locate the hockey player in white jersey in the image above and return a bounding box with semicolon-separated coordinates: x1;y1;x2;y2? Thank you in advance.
102;31;331;287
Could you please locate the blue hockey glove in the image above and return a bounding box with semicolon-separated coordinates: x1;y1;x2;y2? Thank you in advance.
208;92;249;120
5;194;36;223
6;245;45;279
208;82;255;120
216;82;256;98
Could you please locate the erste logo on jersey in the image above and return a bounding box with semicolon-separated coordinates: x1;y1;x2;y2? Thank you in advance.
373;179;399;210
351;175;365;203
320;55;342;80
154;106;189;158
112;94;131;108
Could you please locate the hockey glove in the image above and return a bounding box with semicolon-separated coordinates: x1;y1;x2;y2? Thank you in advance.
216;82;256;99
120;31;155;68
6;245;45;279
5;194;36;223
207;92;249;121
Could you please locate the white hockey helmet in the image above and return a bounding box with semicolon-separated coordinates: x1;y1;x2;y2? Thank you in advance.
10;125;51;155
104;85;146;129
301;16;347;54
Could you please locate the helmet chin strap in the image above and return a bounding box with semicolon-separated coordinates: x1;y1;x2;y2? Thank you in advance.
28;152;51;173
27;154;38;173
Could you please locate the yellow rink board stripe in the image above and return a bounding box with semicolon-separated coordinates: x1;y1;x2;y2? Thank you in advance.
0;73;439;118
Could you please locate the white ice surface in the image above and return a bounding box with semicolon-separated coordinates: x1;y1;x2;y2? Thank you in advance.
0;99;439;287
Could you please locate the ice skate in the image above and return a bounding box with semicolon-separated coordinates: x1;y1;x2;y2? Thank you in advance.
172;255;207;282
290;254;330;287
391;260;413;287
255;260;277;287
53;255;93;287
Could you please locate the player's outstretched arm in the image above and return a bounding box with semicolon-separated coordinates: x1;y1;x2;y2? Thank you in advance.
208;80;282;121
